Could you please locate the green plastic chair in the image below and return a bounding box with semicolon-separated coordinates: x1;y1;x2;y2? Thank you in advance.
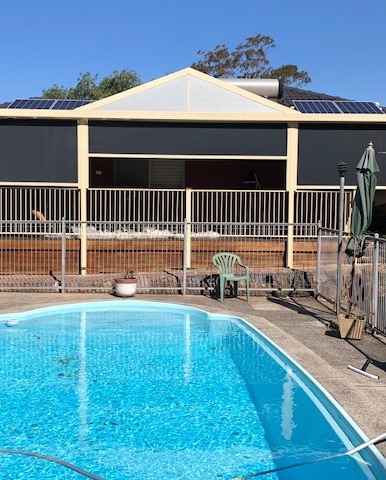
212;252;250;302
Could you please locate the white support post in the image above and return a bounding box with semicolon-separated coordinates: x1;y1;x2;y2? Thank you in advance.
185;188;192;269
77;120;89;276
286;123;299;268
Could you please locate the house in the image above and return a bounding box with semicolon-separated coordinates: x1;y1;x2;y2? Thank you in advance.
0;67;385;229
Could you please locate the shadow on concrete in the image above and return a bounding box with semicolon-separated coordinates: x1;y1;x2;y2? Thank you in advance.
268;295;386;376
267;295;335;327
346;335;386;374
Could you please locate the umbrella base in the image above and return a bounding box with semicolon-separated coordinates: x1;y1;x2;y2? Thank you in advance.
338;314;365;339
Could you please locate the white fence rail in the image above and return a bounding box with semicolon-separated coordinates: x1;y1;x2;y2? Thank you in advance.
87;188;186;222
190;190;288;224
295;190;354;231
0;186;79;222
1;186;354;231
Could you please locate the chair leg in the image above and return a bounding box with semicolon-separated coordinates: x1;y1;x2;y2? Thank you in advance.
220;277;225;302
234;281;238;298
222;279;227;302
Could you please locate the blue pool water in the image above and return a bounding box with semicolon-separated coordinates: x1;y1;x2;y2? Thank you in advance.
0;300;385;480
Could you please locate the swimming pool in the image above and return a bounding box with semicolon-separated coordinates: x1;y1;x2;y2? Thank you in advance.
0;300;385;479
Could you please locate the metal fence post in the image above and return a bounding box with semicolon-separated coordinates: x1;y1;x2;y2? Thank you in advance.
316;222;322;297
336;162;347;314
372;234;379;330
182;219;188;295
61;217;66;293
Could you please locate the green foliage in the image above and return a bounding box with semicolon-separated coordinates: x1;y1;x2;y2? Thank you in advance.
191;34;311;86
41;85;68;99
42;69;141;100
262;64;311;87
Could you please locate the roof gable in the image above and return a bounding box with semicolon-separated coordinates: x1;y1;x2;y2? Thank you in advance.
78;68;295;115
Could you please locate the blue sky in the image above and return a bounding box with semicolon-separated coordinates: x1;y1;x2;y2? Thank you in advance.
1;0;386;105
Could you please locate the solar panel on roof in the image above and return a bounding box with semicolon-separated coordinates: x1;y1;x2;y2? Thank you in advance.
293;99;383;114
335;101;382;114
7;99;26;108
7;98;92;110
8;98;56;109
293;100;341;113
51;99;91;110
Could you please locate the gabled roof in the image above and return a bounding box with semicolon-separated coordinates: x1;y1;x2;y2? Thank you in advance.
4;68;384;116
77;67;295;115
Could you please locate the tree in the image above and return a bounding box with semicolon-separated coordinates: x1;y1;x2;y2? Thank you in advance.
264;64;311;87
191;35;311;87
93;70;140;98
42;69;141;100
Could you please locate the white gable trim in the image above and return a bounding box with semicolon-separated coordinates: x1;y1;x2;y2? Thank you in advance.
77;67;297;115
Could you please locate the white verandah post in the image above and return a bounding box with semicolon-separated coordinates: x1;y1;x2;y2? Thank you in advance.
184;188;192;270
286;123;299;268
77;120;89;275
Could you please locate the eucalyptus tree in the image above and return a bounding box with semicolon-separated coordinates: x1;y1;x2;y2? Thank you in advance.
191;34;311;86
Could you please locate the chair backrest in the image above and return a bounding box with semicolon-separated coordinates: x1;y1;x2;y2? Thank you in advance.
212;252;240;274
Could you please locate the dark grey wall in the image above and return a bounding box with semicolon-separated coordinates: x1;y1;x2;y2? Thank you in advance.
89;121;287;156
115;158;148;187
0;120;78;182
298;124;386;185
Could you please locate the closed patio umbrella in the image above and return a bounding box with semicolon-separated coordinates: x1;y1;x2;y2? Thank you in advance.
344;141;379;317
345;141;379;257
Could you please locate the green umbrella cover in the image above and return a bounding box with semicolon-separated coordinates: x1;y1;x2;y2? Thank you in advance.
346;141;379;257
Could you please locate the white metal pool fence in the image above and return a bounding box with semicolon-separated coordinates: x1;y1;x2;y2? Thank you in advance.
1;217;386;336
0;186;355;229
317;227;386;336
0;220;317;296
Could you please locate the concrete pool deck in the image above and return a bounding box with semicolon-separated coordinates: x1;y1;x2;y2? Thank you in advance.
1;291;385;459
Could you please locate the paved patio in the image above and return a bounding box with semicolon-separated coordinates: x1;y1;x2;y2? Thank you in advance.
0;291;385;459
